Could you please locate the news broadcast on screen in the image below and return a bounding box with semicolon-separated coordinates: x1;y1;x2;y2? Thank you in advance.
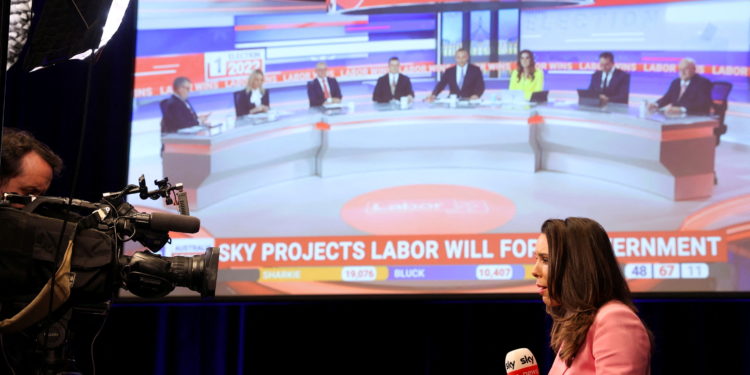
127;0;750;297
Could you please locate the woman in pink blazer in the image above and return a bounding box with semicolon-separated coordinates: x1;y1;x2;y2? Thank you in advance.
532;217;652;375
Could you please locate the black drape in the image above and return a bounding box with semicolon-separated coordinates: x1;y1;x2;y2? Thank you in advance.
92;298;750;375
3;0;134;202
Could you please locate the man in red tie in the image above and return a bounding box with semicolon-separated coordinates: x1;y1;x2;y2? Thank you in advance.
307;62;343;107
650;58;713;115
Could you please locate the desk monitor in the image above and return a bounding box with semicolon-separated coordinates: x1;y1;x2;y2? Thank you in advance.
577;89;603;107
530;90;548;103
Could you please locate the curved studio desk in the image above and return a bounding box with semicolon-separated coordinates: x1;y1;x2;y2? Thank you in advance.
162;101;718;209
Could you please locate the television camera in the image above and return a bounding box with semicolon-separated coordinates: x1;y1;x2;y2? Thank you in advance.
0;176;218;374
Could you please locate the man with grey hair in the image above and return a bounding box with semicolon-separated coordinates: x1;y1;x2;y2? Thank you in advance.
650;58;713;115
307;62;342;107
160;77;211;133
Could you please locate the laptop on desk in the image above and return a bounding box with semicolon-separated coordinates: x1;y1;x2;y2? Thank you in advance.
530;90;549;104
577;89;603;107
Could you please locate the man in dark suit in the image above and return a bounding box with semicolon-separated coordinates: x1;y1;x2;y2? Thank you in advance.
160;77;209;133
650;58;713;115
307;62;342;107
587;51;630;104
372;57;414;103
427;48;484;101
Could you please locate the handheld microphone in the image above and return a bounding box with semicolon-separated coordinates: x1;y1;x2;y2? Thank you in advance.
505;348;540;375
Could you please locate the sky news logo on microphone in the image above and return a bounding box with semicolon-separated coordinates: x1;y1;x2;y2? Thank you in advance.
505;348;539;375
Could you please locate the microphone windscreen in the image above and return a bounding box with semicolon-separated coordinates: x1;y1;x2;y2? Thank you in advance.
505;348;540;375
150;212;200;233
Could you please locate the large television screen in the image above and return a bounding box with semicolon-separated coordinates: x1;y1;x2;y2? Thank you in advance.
127;0;750;297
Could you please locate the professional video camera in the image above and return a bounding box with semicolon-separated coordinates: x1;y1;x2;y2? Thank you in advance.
0;175;218;302
0;176;218;374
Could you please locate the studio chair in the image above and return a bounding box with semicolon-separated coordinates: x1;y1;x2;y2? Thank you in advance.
159;99;169;155
233;90;244;117
159;98;169;135
711;81;732;146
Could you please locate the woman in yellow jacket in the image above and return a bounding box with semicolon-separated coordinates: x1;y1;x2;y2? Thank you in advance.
509;49;544;100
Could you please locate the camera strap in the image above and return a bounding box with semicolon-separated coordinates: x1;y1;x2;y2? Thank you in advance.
0;236;76;333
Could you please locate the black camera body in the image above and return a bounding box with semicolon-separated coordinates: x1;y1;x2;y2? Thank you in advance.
0;205;117;303
0;178;218;374
0;180;218;302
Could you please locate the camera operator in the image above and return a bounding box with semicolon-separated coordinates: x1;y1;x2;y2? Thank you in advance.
2;129;215;374
1;127;68;374
0;127;63;199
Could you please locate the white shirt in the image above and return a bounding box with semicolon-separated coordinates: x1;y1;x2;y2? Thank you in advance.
456;64;467;87
601;69;613;88
250;89;263;107
389;73;399;95
389;73;399;87
677;79;691;101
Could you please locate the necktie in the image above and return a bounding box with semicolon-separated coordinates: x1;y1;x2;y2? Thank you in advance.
458;66;464;90
391;75;396;95
601;72;608;89
678;81;688;99
322;78;330;99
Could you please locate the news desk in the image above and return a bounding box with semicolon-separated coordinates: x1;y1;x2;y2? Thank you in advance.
162;101;718;209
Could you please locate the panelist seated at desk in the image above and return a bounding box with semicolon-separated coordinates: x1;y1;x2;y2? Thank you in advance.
160;76;211;134
587;51;630;104
234;69;270;116
372;56;414;104
307;62;342;107
426;48;485;101
509;49;544;101
649;58;713;115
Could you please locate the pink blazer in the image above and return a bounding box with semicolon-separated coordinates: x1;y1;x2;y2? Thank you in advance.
548;300;651;375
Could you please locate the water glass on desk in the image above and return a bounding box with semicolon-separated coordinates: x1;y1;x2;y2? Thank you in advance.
225;114;236;130
639;100;648;118
400;96;409;109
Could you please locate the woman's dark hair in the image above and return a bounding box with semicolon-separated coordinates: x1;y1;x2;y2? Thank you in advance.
0;128;63;187
541;217;636;366
516;49;537;83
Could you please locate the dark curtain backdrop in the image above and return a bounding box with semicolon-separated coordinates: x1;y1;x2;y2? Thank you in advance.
2;1;750;374
3;0;133;202
92;298;750;375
